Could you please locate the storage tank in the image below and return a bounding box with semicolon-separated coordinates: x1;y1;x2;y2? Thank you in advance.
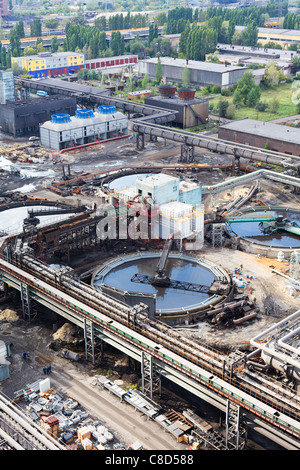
98;105;116;114
158;84;176;98
75;109;94;119
261;344;300;381
51;113;71;123
178;88;196;101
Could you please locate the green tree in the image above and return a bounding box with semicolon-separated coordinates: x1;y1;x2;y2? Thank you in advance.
268;97;280;114
23;46;36;56
95;16;106;31
44;19;59;30
247;86;261;107
31;19;42;37
9;29;21;57
1;48;7;67
111;31;121;56
241;21;258;47
264;61;280;88
226;103;236;119
156;57;162;85
160;38;172;57
233;71;259;106
216;97;229;117
141;73;149;89
182;66;190;87
15;21;25;38
6;49;11;68
228;18;235;44
51;36;59;53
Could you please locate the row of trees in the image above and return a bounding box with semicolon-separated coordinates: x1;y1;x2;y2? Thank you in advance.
94;12;148;31
195;2;288;27
282;13;300;30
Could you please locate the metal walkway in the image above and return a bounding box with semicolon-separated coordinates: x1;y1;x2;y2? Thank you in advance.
0;246;299;450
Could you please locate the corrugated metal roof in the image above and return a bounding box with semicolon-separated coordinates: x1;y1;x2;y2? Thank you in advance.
142;57;246;73
219;118;300;144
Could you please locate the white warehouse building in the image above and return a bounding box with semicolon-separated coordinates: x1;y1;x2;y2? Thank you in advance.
116;173;204;242
39;105;128;150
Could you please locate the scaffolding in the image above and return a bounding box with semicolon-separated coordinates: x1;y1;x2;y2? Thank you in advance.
84;319;103;365
225;400;247;450
211;223;224;247
141;352;161;399
180;143;195;163
20;282;37;322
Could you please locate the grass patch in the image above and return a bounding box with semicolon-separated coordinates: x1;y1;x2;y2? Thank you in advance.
210;82;299;121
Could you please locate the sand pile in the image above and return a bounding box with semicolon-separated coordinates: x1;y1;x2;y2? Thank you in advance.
0;308;19;322
53;323;79;343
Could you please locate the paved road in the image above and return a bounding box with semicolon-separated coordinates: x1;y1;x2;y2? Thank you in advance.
50;365;186;451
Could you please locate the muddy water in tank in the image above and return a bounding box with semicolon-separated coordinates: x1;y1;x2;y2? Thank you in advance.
94;257;216;311
229;209;300;248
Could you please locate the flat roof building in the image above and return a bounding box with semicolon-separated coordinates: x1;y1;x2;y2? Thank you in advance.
145;85;208;128
85;54;138;72
236;26;300;49
11;52;85;79
40;106;128;150
219;118;300;156
138;57;247;89
0;0;8;17
0;95;77;136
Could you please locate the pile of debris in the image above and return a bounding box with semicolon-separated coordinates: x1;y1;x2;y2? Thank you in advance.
0;308;19;322
1;144;49;164
52;322;81;345
14;377;125;450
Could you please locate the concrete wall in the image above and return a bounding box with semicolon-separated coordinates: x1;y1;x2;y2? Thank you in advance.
218;127;300;156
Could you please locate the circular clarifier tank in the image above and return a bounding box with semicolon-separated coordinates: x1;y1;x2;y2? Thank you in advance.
228;207;300;248
92;252;227;315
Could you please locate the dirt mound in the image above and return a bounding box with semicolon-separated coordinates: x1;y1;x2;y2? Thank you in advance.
0;308;19;322
53;323;79;343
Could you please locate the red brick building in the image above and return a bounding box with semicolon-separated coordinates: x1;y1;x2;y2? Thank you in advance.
0;0;9;17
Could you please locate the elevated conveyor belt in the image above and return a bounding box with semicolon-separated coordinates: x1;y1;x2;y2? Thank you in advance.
0;241;299;449
15;77;300;170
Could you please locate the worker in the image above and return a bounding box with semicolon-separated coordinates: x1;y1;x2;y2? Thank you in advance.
268;307;272;315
